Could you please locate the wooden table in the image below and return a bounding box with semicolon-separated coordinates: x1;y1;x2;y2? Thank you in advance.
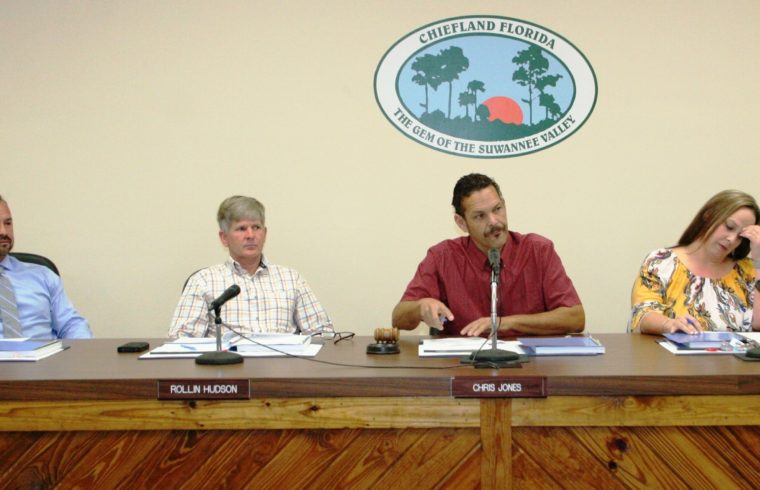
0;334;759;488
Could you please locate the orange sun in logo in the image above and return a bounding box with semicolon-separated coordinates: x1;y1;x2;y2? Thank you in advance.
482;96;523;125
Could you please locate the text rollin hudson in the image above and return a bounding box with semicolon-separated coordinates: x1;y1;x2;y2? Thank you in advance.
169;384;240;395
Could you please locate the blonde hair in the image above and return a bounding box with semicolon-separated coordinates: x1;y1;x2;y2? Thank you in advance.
677;190;760;260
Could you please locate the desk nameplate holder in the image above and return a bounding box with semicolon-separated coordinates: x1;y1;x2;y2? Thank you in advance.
158;379;251;400
451;376;547;398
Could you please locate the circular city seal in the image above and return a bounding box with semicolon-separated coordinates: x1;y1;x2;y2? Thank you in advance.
375;15;597;158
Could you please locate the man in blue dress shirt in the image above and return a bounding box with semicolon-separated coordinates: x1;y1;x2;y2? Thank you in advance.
0;195;91;339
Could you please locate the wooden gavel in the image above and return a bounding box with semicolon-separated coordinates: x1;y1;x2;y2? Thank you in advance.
373;327;400;344
367;327;401;354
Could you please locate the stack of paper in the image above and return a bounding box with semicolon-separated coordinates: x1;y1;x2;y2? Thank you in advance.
230;334;318;355
140;334;321;359
657;331;748;355
0;339;65;362
418;337;524;357
663;332;735;349
517;336;605;356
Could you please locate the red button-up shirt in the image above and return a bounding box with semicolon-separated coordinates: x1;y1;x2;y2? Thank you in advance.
400;231;581;337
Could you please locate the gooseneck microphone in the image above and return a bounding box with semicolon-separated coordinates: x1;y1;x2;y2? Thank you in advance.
208;285;241;311
198;284;244;365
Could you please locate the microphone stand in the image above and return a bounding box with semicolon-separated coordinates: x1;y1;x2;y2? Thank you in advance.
465;264;519;367
489;268;499;352
195;306;243;365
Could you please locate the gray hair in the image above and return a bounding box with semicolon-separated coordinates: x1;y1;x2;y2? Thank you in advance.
216;196;265;232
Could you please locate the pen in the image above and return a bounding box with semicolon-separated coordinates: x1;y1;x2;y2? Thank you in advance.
686;318;699;334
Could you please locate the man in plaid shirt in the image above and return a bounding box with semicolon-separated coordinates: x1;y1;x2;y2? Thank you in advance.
169;196;331;338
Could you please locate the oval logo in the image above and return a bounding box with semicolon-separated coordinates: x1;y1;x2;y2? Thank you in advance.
374;16;597;158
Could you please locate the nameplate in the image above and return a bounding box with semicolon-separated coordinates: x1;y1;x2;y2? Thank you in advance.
451;376;546;398
157;379;250;400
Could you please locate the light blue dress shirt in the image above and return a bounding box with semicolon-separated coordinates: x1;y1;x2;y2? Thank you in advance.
0;255;92;339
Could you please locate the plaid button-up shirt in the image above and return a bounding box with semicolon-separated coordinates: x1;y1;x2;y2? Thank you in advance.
169;257;331;338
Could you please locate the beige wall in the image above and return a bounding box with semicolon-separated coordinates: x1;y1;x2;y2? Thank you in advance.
2;1;759;338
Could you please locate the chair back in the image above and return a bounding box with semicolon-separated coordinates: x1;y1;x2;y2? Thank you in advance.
182;269;203;292
10;252;60;276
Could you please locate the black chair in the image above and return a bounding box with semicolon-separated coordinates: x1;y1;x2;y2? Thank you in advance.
10;252;60;276
182;269;203;292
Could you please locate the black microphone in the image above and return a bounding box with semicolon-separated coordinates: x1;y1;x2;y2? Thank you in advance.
488;248;501;276
208;285;241;311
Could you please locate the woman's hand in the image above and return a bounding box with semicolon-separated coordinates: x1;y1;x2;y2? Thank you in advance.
740;224;760;261
662;315;702;334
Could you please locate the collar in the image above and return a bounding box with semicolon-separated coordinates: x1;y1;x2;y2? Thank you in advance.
0;255;16;272
463;234;513;271
227;256;268;276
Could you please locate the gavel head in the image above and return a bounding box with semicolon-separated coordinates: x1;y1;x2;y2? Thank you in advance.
373;327;400;344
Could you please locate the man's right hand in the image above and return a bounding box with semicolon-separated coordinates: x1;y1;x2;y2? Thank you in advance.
417;298;454;330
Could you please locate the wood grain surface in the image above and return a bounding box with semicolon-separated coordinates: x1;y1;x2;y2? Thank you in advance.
1;426;758;489
2;395;759;431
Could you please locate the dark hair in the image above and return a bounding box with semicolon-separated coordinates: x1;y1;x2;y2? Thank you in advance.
678;189;760;260
451;173;502;216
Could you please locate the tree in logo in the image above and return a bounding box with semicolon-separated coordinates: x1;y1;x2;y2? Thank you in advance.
437;46;469;119
458;80;486;120
411;46;470;119
458;90;475;119
512;45;563;125
411;53;442;115
538;92;562;121
468;80;486;120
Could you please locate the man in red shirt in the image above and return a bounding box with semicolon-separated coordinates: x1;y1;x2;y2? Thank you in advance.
392;173;585;337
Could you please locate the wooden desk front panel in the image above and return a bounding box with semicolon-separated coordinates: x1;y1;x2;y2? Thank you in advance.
2;425;758;489
1;335;760;488
2;395;760;432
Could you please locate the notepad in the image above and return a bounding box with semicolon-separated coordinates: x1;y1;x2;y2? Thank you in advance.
517;336;605;356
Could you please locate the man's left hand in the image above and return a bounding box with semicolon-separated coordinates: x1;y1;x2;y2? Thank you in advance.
460;317;499;337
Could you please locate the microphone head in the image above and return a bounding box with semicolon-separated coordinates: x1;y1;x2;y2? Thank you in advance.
488;248;501;274
208;284;242;310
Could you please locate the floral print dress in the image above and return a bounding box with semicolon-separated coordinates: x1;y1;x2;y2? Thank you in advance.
630;248;756;331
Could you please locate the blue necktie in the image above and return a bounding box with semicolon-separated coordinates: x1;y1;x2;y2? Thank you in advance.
0;270;23;338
